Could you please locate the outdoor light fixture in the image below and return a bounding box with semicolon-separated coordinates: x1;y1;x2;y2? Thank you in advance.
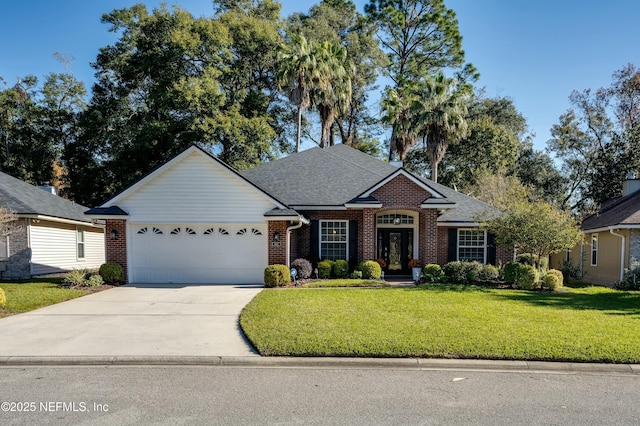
273;231;280;242
110;229;119;240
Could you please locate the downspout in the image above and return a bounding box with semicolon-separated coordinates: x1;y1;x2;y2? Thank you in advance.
286;216;310;267
609;227;626;282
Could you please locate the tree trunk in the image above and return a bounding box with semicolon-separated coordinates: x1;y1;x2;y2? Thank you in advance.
296;105;302;153
430;158;438;183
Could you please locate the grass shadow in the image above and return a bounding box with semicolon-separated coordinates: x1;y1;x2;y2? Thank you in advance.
491;289;640;316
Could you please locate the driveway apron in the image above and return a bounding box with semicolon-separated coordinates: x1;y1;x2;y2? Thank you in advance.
0;284;263;357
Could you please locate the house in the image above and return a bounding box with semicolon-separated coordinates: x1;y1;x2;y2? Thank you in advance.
86;144;512;284
550;175;640;286
0;172;105;279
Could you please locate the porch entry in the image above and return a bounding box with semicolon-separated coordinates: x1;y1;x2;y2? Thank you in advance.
377;228;413;275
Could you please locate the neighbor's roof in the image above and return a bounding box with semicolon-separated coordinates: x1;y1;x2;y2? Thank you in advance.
241;144;497;224
581;190;640;231
0;172;92;223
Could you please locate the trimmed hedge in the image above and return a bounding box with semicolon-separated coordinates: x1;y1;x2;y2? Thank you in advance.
543;273;561;291
264;264;290;287
422;264;444;283
317;260;333;279
359;260;381;279
333;260;349;279
546;269;564;287
502;262;520;284
0;288;5;307
516;265;539;290
479;264;499;281
99;262;124;284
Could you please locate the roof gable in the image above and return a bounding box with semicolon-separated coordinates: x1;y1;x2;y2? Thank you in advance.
360;168;445;199
103;145;286;210
0;172;91;224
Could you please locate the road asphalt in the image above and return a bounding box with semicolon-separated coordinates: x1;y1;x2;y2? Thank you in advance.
0;283;638;375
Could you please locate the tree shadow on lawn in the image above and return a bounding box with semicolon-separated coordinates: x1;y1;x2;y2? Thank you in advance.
412;283;640;316
490;290;640;317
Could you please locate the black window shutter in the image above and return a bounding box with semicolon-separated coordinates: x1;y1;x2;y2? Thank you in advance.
348;220;358;268
487;232;496;265
310;220;319;262
448;228;458;262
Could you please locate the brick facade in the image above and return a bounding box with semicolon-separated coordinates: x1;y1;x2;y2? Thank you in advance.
268;221;289;265
105;219;128;281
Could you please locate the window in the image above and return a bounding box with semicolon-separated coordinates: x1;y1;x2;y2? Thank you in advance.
377;214;414;225
458;229;486;263
591;234;598;266
320;221;348;260
77;228;85;259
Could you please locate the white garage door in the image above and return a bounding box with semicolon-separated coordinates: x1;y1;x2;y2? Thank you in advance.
129;224;267;284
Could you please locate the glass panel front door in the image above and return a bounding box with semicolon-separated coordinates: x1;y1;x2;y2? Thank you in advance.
377;228;413;275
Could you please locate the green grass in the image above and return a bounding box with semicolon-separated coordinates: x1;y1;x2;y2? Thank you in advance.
240;284;640;363
0;281;86;317
301;279;389;288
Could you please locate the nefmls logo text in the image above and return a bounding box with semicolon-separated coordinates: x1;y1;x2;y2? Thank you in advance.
40;402;87;412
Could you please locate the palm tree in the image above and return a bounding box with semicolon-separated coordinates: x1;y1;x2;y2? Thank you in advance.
414;74;469;183
381;84;418;161
278;35;318;152
312;42;353;148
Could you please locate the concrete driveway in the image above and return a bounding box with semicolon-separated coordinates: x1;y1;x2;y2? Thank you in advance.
0;284;263;357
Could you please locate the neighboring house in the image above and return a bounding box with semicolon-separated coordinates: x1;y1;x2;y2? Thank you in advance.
87;144;512;284
0;172;105;279
550;175;640;286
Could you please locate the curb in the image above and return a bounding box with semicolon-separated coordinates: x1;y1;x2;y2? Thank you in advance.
0;356;638;375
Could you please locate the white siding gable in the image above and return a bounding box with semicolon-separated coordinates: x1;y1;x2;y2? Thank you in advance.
109;150;279;224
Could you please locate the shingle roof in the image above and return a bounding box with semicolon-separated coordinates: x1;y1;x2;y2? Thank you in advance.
0;172;92;223
241;144;497;223
581;190;640;230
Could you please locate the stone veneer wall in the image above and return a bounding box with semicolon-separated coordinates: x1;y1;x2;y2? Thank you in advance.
1;219;30;279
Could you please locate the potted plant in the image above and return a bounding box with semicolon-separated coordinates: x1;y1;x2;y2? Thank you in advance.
376;258;387;269
408;259;422;281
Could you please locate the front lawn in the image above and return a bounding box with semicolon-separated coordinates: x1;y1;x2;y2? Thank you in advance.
240;284;640;363
0;280;87;317
300;279;388;288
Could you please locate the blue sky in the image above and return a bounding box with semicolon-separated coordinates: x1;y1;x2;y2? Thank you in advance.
1;0;638;152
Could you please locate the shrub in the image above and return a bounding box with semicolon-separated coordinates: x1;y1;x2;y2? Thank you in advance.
516;265;539;290
516;253;537;266
615;262;640;290
264;264;290;287
350;270;363;279
546;269;564;287
99;262;124;284
502;262;520;283
542;273;561;291
317;260;333;279
86;275;105;287
422;264;444;283
479;264;499;281
0;288;5;307
359;260;382;279
63;269;88;287
443;261;467;284
465;261;483;283
333;259;349;279
291;258;312;279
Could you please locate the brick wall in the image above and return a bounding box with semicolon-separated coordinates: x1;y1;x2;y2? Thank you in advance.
268;221;289;265
105;219;128;281
294;210;364;262
437;225;513;266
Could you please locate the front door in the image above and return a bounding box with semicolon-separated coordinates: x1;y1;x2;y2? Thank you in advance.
377;228;413;275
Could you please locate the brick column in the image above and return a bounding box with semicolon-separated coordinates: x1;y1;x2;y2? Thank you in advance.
105;219;128;282
362;210;377;261
419;210;439;264
268;221;289;265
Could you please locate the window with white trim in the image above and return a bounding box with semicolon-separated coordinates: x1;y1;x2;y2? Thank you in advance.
458;229;486;263
320;221;348;261
77;228;85;259
591;234;598;266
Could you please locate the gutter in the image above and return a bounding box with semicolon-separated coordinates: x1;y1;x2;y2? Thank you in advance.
286;216;310;267
609;227;626;282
